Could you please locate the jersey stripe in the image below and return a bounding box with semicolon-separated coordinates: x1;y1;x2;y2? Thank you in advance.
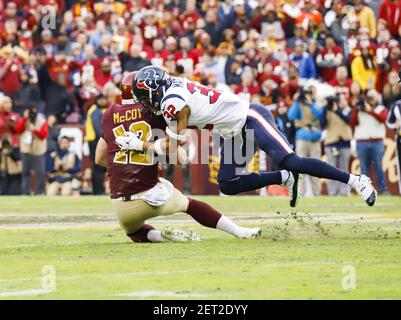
247;109;294;154
161;94;186;107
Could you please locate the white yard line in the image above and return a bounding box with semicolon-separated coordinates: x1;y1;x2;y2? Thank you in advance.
0;214;399;231
0;289;53;297
114;290;210;298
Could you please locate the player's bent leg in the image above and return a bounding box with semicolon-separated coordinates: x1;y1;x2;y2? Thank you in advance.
247;104;376;206
246;104;301;206
113;198;199;243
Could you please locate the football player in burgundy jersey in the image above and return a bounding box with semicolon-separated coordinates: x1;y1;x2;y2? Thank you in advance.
95;72;262;243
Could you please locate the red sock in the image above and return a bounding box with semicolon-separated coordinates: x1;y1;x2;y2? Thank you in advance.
127;224;155;243
186;198;222;228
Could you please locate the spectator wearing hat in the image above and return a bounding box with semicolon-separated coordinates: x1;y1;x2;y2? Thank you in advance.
46;136;81;196
350;89;388;194
351;42;377;90
289;40;317;79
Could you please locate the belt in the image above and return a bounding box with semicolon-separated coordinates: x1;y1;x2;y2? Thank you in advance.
115;193;146;202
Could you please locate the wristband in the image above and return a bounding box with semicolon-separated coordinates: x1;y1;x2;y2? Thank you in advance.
154;139;164;155
166;126;187;142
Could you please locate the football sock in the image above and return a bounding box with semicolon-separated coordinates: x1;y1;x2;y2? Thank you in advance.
218;171;282;195
147;230;167;242
347;174;359;187
280;153;350;184
127;224;158;243
186;198;222;228
280;170;290;184
216;215;252;238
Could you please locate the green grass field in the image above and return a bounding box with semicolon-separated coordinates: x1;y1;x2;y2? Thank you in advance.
0;195;401;300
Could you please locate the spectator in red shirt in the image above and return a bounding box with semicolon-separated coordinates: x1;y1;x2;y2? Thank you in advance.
147;38;169;68
379;0;401;37
377;39;401;93
328;65;353;99
0;95;20;145
235;70;261;103
0;46;23;96
176;36;200;77
316;35;344;82
0;2;22;26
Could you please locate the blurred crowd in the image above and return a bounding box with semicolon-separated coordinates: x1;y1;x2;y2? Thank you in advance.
0;0;400;196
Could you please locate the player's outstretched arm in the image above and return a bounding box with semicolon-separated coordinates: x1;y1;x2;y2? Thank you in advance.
95;137;108;168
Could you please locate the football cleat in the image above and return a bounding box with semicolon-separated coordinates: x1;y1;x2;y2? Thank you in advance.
161;228;201;242
236;227;262;239
284;171;302;207
353;175;377;206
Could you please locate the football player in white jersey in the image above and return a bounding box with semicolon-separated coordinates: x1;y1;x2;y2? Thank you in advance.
122;66;377;207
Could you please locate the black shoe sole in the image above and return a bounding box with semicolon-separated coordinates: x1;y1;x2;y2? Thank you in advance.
366;191;377;207
290;172;299;207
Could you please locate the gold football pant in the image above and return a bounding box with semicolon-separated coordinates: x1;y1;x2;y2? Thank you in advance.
111;188;189;235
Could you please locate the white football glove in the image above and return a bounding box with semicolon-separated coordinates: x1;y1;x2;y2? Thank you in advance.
115;131;144;151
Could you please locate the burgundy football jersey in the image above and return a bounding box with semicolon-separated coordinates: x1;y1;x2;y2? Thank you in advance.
102;102;166;199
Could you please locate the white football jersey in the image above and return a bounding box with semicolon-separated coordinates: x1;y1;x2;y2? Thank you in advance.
160;77;250;138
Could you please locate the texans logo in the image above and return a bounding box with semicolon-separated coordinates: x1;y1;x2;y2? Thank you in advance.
136;68;160;91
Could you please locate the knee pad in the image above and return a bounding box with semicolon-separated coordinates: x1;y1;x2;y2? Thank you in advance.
218;178;240;196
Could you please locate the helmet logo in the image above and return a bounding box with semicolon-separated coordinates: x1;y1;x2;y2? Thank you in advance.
136;68;160;91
